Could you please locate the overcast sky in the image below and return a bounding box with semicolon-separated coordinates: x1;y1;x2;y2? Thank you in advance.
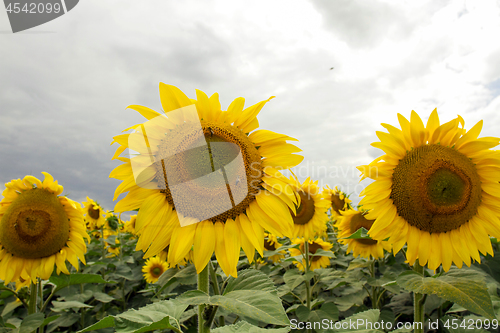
1;0;499;215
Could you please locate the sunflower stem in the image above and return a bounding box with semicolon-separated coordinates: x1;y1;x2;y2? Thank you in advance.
198;264;211;333
28;282;37;315
304;241;313;333
413;259;426;333
29;282;39;333
369;259;379;309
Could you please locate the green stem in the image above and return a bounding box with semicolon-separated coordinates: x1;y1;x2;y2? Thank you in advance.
28;282;38;333
28;282;37;315
198;264;210;333
413;260;425;333
369;260;379;309
304;241;312;333
39;279;44;333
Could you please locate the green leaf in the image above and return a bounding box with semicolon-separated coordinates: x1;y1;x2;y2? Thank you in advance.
347;257;371;271
332;309;382;332
1;300;22;316
211;320;290;332
51;301;92;312
93;292;115;303
295;306;310;321
156;265;197;295
13;313;45;333
396;269;496;319
283;269;308;290
78;316;115;332
78;299;187;332
342;227;372;240
49;273;113;293
311;249;336;259
223;269;276;294
177;289;290;326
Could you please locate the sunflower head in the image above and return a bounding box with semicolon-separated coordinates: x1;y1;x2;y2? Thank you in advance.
0;173;89;283
289;177;331;240
358;109;500;271
123;215;137;235
288;237;333;271
262;232;285;263
337;209;390;259
82;197;105;230
110;84;303;277
142;256;169;283
324;186;352;220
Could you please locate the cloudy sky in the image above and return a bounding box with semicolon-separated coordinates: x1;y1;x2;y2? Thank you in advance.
1;0;499;214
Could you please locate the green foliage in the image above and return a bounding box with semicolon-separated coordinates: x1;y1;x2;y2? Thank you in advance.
396;269;496;319
2;215;500;333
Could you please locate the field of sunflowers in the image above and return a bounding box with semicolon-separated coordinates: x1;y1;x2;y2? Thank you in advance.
1;84;500;333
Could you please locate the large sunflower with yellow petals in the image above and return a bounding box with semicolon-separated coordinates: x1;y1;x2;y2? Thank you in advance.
358;109;500;271
290;177;331;239
142;256;169;284
0;173;89;283
288;237;333;271
337;209;390;259
82;197;105;230
324;185;352;221
110;84;303;277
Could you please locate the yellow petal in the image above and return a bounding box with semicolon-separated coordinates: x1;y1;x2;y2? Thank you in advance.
193;221;216;273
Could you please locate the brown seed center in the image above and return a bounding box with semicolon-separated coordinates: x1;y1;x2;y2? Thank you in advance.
390;144;481;233
292;191;316;225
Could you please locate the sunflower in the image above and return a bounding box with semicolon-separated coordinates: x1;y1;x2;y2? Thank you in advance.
358;109;500;271
324;186;352;221
110;84;303;277
0;173;89;283
337;209;390;259
263;232;285;263
288;237;333;271
123;215;137;235
290;177;331;239
142;256;169;283
82;197;105;230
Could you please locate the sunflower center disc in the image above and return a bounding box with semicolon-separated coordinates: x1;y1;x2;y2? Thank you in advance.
292;191;316;225
308;242;322;262
349;213;377;245
0;188;70;259
155;121;263;223
152;267;163;277
264;238;276;251
391;144;481;233
87;205;101;220
331;194;346;214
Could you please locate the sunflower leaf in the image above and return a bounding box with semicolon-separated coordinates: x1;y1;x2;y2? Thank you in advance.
177;288;290;326
77;299;187;333
396;269;496;319
342;227;372;240
12;313;45;333
331;309;382;332
49;273;114;293
211;320;290;332
223;269;276;294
